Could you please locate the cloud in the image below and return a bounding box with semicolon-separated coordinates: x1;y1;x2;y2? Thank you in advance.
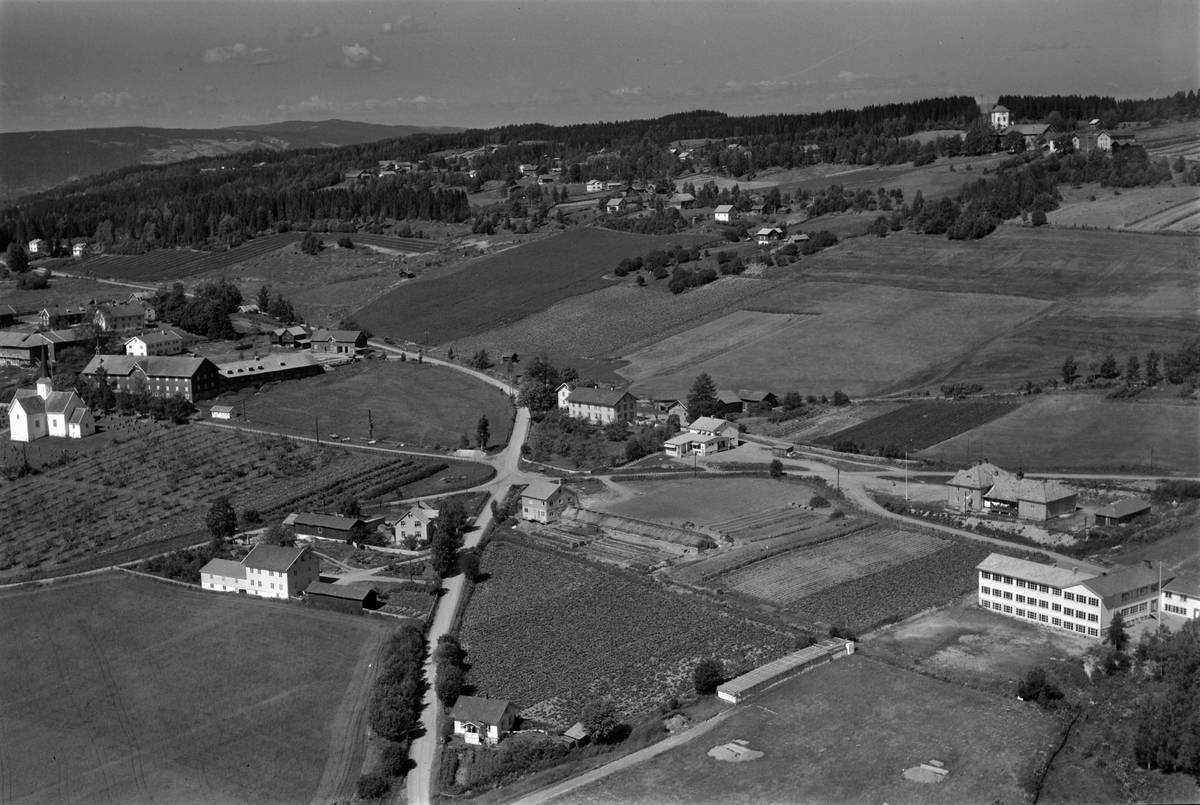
394;95;445;105
202;43;285;66
380;15;437;35
341;44;384;70
278;95;333;114
1019;39;1069;53
40;91;136;109
834;70;872;83
287;25;328;41
725;78;793;92
610;87;642;97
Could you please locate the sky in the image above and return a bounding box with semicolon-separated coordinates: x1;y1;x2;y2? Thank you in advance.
0;0;1197;133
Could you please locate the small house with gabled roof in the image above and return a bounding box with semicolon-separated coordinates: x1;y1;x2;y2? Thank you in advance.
714;204;737;222
310;329;367;354
292;512;365;541
200;558;247;594
520;480;579;524
450;696;520;746
1094;498;1151;527
985;475;1077;521
241;544;319;599
394;501;439;547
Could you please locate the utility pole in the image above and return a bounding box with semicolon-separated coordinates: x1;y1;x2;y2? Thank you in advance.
905;446;909;502
836;467;840;495
314;415;320;447
368;408;373;441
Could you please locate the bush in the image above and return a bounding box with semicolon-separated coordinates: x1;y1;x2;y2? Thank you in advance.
828;624;857;641
380;741;410;778
1016;667;1064;706
769;459;784;478
337;236;355;248
809;495;830;508
1031;209;1047;226
693;658;725;695
356;772;390;799
831;390;850;406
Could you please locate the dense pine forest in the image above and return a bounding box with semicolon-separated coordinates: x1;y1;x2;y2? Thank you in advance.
0;90;1195;254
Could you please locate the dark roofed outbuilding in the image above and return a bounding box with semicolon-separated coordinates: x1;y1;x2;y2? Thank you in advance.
305;582;378;614
1094;498;1151;526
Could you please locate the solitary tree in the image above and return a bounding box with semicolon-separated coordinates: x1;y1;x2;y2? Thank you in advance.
256;284;271;311
1061;355;1079;385
300;231;323;255
476;415;490;449
693;658;725;695
5;242;30;274
581;699;620;743
1145;350;1162;386
1106;611;1130;653
205;496;237;544
769;459;784;478
262;522;295;547
687;372;719;419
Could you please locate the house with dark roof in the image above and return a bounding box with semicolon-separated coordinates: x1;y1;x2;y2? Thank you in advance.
305;582;378;615
947;462;1076;521
217;351;324;392
94;302;147;334
38;304;90;330
1098;131;1138;151
291;512;365;540
82;354;222;401
520;480;579;524
755;227;784;245
736;389;778;411
1094;498;1151;527
0;331;48;367
310;329;367;354
450;696;520;746
669;192;696;209
947;462;1011;512
37;329;80;363
241;544;319;599
270;325;311;349
1003;124;1058;151
714;389;745;416
564;386;637;424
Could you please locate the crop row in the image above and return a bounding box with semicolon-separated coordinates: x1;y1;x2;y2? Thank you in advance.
459;535;791;725
719;526;947;605
791;542;995;631
818;400;1022;453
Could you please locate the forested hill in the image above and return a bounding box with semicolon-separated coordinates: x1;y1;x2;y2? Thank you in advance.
0;119;463;201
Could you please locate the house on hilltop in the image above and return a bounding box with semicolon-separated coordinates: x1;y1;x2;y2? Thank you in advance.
451;696;519;746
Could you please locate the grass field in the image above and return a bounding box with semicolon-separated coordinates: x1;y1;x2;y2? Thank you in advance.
555;655;1060;805
619;281;1050;398
220;359;513;449
593;477;821;527
353;227;712;345
816;399;1023;452
0;572;388;804
916;392;1200;473
0;425;446;582
0;274;146;315
1048;185;1200;230
458;535;791;725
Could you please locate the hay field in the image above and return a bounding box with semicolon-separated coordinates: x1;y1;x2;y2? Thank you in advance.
917;393;1200;474
0;572;388;805
0;274;142;314
592;477;820;526
1047;185;1200;230
555;655;1060;805
786;227;1200;391
619;281;1050;398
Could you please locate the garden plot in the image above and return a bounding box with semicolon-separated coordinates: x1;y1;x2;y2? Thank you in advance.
708;506;826;543
594;477;820;528
525;521;691;571
717;526;947;605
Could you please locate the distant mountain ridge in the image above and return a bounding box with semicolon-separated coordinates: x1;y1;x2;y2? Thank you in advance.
0;119;462;200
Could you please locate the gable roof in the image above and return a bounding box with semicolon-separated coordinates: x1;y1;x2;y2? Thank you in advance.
736;389;775;403
43;390;79;415
567;387;633;407
68;408;91;425
200;558;247;579
401;502;439;524
10;388;45;414
1164;575;1200;599
310;328;364;344
1094;498;1151;519
217;351;319;377
523;480;571;501
714;204;735;214
716;389;742;405
948;462;1011;490
1004;124;1055;136
0;332;43;350
292;513;363;532
242;544;307;572
96;302;144;317
83;354;213;379
1077;563;1166;605
986;476;1076;505
129;331;182;346
450;695;516;726
305;581;375;601
976;554;1090;590
688;416;735;433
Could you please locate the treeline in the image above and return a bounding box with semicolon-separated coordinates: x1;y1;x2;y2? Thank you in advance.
152;278;241;340
998;91;1200;128
1062;338;1200;394
359;624;427;798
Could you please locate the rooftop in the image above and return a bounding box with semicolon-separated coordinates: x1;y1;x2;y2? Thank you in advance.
977;554;1093;590
568;387;632;407
201;558;247;579
243;544;307;573
450;695;515;726
293;513;362;532
718;640;850;697
1078;563;1167;603
305;582;375;601
688;416;734;432
948;461;1011;490
1164;575;1200;598
1094;498;1152;519
523;480;567;501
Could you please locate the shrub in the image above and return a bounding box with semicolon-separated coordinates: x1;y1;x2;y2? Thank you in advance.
356;772;389;800
337;236;355;248
1031;209;1047;226
769;459;784;478
831;390;850;406
380;741;410;778
828;624;857;641
693;658;725;695
809;495;830;508
1016;667;1064;706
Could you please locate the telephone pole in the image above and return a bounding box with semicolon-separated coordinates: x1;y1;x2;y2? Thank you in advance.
314;416;320;446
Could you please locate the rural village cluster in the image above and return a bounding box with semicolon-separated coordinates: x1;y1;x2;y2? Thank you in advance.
2;89;1199;805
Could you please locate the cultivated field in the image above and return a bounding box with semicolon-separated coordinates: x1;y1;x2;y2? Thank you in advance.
717;526;947;605
0;425;449;582
458;536;791;724
0;274;144;314
446;276;779;361
221;359;513;449
555;655;1061;805
0;572;388;805
817;399;1023;452
619;281;1050;398
1047;185;1200;230
354;227;713;345
592;476;822;527
917;392;1200;474
786;227;1200;392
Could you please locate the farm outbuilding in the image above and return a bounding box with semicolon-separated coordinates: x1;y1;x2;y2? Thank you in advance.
1093;498;1151;526
717;638;855;704
292;512;365;540
304;582;378;614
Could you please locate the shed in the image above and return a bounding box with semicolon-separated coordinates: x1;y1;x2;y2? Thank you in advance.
1094;498;1151;527
717;639;854;704
305;582;378;614
211;404;237;420
292;512;365;539
559;722;590;747
771;445;793;458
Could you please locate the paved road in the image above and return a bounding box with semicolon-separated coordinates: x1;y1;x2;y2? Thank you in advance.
407;407;539;805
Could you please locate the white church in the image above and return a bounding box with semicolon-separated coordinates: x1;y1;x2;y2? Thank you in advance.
8;377;95;442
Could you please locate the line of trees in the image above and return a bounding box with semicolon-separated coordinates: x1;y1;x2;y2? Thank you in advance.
1063;339;1200;391
363;624;427;797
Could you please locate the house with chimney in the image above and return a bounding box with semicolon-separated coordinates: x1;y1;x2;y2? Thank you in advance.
947;462;1077;521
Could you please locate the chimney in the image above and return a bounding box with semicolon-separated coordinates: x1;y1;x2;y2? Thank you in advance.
1144;560;1153;571
1072;567;1078;575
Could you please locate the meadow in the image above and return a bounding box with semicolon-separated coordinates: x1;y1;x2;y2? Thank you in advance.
0;425;449;582
222;359;513;450
1048;185;1200;231
458;535;792;725
817;399;1023;453
618;281;1050;398
0;572;388;805
0;274;142;314
353;227;712;345
593;477;822;527
916;393;1200;474
554;655;1061;805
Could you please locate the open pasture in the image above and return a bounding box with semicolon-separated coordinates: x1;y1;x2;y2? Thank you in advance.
619;281;1050;398
445;276;779;361
716;525;947;605
1048;185;1200;230
0;572;387;805
76;233;303;281
816;399;1022;452
917;392;1200;474
224;359;512;450
353;227;711;345
0;425;439;582
593;477;820;528
458;536;790;724
555;655;1060;805
0;274;144;314
790;227;1200;391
